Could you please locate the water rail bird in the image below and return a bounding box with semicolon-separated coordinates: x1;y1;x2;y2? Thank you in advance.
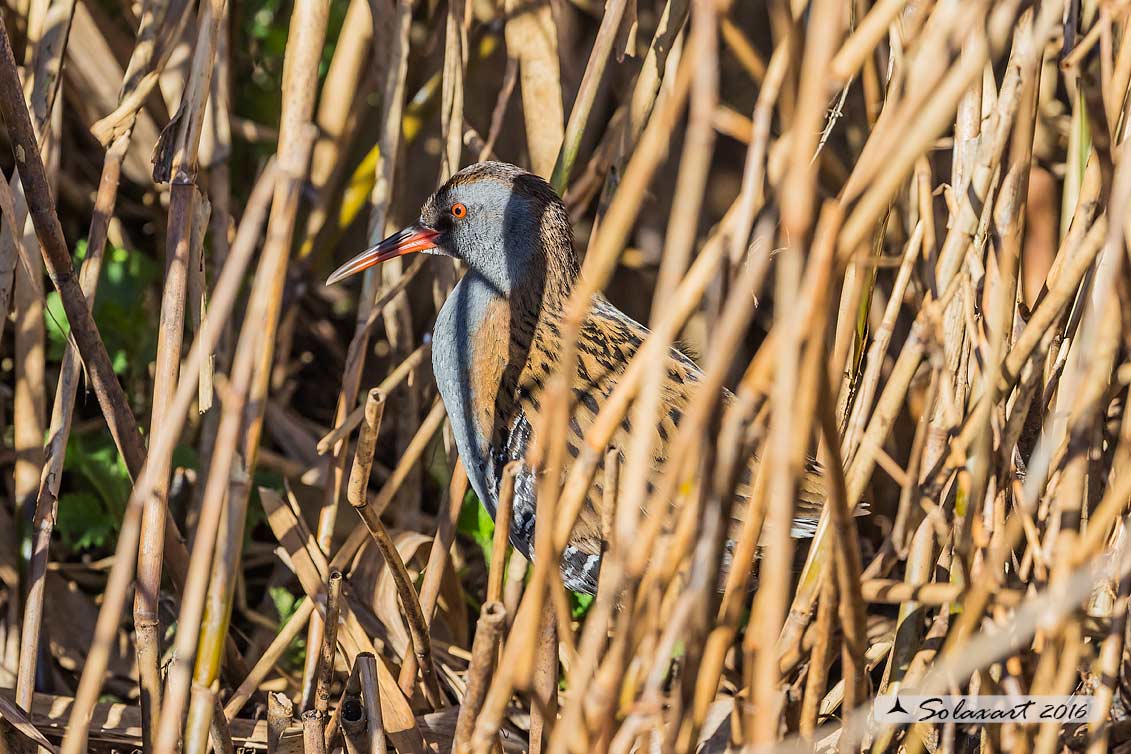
327;161;827;594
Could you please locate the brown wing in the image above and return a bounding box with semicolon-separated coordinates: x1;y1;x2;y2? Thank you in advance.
517;299;710;552
509;297;829;592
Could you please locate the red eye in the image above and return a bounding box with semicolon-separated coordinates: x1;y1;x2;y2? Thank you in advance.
450;202;468;219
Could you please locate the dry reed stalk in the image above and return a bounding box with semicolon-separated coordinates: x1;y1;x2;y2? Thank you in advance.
150;124;316;754
840;220;923;463
359;0;421;564
544;454;624;754
486;463;521;604
185;0;322;726
302;710;328;754
340;660;368;754
153;35;327;748
781;274;961;672
666;225;781;746
137;0;229;732
4;21;65;646
9;3;55;714
315;570;345;712
0;11;145;531
326;399;450;576
356;653;388;754
869;521;936;753
187;192;214;412
503;0;562;178
529;600;558;754
747;234;808;745
224;598;316;719
549;0;630;192
0;163;20;340
89;0;194;145
267;691;293;754
528;51;700;595
840;5;1027;254
453;602;506;754
616;0;716;579
309;35;425;679
11;244;44;709
301;0;375;249
469;565;547;753
550;226;727;557
258;487;427;754
398;460;469;692
587;0;688;225
15;118;133;722
181;465;251;754
798;572;836;739
347;390;444;708
781;0;844;240
440;0;467;179
58;155;281;754
816;355;867;725
1086;555;1131;753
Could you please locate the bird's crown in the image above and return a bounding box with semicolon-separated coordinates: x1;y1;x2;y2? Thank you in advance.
422;161;564;218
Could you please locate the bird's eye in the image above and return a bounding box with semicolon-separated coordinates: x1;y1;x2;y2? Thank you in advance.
450;202;468;219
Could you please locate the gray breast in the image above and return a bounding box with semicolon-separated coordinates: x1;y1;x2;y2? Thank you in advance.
432;274;602;595
432;274;497;515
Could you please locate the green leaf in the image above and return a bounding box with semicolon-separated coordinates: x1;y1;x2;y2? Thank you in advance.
44;240;159;377
268;587;307;673
458;489;495;563
269;586;300;622
52;429;138;553
65;431;130;520
55;492;116;550
571;592;594;619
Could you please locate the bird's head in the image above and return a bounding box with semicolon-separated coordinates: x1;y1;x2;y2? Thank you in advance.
327;161;577;298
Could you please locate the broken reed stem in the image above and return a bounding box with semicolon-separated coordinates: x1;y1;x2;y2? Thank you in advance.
315;570;345;712
453;601;506;754
267;692;293;754
322;399;450;591
347;390;444;709
302;710;328;754
340;661;368;754
354;653;387;754
348;389;386;506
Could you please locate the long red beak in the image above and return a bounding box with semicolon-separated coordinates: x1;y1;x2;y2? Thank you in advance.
325;223;441;285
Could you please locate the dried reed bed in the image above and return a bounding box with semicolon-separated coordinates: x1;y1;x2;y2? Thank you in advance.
1;0;1130;753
